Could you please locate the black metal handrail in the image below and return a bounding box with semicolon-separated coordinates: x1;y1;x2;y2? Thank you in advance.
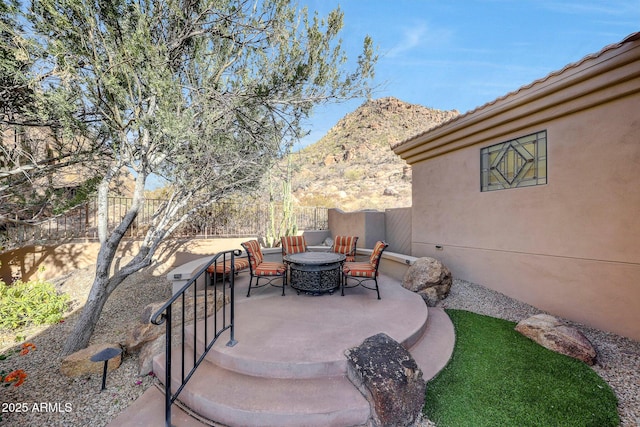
151;249;241;427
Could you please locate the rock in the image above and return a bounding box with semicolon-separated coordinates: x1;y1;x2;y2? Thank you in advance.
126;289;229;374
345;333;425;427
139;301;166;323
402;166;411;180
383;187;399;196
125;318;164;353
125;290;229;353
138;335;165;375
515;314;597;365
402;257;452;306
60;343;122;377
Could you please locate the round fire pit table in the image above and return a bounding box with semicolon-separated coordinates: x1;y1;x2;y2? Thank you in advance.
283;252;346;295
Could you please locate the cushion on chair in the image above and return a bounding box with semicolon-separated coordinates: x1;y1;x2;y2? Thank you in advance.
343;262;377;278
242;240;264;269
254;262;287;276
207;258;250;275
369;241;387;268
281;235;307;255
333;236;358;259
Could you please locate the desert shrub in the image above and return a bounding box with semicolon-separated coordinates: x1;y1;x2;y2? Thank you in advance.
0;275;69;330
343;168;365;181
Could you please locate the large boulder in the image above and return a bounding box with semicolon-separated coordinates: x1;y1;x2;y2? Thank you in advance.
138;335;165;375
125;301;166;353
125;289;229;374
126;289;229;351
60;343;122;377
515;314;597;365
345;333;425;427
402;257;452;306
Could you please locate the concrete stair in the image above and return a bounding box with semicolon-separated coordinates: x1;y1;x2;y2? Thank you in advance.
108;276;455;427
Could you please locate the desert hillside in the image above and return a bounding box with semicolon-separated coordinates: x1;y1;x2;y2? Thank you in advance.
287;97;459;211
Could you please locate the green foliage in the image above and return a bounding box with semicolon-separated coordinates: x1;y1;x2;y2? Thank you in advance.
0;0;36;118
425;310;619;427
14;0;377;354
0;276;69;331
51;176;102;214
343;168;364;181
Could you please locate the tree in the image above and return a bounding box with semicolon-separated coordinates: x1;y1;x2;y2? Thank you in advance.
1;1;108;231
19;0;376;354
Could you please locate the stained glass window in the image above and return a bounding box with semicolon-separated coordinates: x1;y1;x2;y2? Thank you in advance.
481;131;547;192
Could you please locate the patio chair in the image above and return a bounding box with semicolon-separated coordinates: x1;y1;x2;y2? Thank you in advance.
331;235;359;262
241;240;287;297
281;235;308;257
206;257;250;283
341;241;388;300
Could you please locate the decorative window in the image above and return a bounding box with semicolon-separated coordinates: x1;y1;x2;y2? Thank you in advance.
481;131;547;192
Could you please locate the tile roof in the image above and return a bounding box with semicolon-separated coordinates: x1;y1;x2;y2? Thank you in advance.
392;31;640;150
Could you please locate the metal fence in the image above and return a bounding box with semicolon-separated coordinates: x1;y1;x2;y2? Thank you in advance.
2;197;328;248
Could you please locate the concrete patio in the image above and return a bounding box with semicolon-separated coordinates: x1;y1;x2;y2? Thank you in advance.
108;271;455;427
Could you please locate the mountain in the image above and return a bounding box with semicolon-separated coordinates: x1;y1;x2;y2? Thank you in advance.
288;97;459;211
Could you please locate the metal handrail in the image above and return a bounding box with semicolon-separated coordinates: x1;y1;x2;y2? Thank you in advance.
150;249;241;427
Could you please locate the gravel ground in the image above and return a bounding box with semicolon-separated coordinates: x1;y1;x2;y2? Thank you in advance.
0;267;172;427
1;274;638;426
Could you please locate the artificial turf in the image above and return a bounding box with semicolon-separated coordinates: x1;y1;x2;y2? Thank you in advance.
424;309;620;427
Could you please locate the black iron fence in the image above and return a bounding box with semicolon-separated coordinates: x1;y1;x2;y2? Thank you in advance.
1;197;328;248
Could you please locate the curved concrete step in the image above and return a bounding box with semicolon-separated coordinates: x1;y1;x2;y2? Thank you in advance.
408;307;456;381
199;280;429;379
154;347;370;427
108;277;456;427
107;386;209;427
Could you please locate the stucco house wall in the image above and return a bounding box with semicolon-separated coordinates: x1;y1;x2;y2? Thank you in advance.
393;33;640;341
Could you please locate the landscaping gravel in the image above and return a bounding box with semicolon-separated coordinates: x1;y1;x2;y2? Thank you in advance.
1;274;638;426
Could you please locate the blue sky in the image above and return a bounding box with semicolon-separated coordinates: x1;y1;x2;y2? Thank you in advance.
295;0;640;149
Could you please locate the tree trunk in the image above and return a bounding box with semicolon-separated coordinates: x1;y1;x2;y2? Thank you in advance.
61;248;152;355
61;272;112;355
62;168;148;355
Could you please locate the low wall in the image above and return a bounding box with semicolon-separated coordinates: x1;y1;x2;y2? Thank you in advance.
0;237;252;283
354;248;415;282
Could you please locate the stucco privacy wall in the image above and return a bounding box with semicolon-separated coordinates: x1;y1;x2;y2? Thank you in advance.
393;33;640;341
327;207;412;254
328;208;385;248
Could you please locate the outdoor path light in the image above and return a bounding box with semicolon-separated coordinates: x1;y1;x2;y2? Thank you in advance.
90;347;123;391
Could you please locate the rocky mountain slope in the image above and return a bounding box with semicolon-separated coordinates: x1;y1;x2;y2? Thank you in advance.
287;97;459;211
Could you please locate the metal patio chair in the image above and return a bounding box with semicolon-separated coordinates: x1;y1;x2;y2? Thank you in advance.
331;235;359;262
241;240;287;297
281;235;308;257
341;241;388;299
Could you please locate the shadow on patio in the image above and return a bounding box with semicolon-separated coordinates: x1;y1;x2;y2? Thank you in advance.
108;271;455;427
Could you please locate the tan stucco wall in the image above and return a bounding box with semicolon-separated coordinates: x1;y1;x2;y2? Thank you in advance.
328;209;386;248
0;237;251;283
398;36;640;341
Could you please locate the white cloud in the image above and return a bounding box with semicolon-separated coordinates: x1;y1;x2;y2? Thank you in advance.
387;22;452;58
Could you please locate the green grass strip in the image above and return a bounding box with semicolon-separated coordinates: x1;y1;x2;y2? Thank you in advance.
424;309;619;427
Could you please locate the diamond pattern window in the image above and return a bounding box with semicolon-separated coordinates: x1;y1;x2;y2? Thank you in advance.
481;131;547;192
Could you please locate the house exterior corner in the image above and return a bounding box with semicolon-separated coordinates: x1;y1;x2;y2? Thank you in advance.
394;33;640;341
